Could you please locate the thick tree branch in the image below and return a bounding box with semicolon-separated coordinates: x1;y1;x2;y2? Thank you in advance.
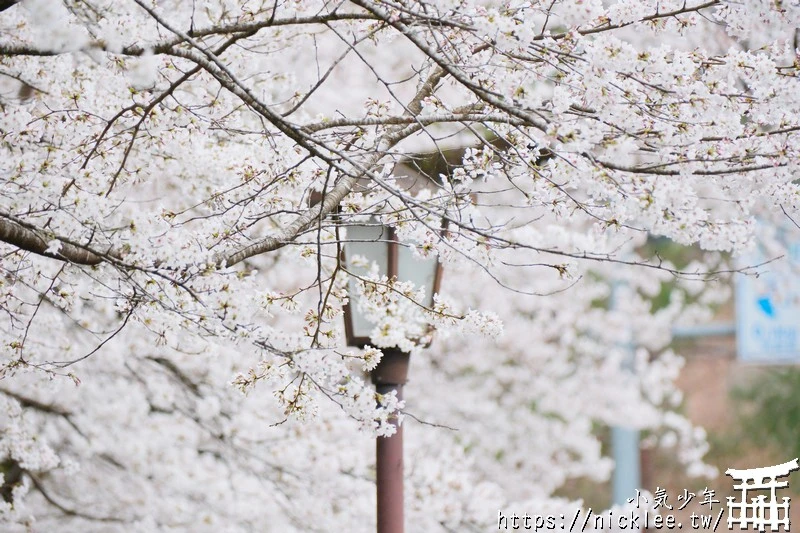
0;13;378;57
27;472;127;523
531;0;721;41
0;388;72;417
0;215;108;265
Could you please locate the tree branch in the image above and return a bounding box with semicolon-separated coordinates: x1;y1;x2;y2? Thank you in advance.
0;215;108;265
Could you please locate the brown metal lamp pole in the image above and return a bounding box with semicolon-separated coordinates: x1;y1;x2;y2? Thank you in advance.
341;216;443;533
371;348;410;533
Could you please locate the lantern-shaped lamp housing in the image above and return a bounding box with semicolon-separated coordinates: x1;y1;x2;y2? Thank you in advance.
342;220;442;347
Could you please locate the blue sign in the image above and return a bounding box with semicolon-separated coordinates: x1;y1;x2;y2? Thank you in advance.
736;227;800;363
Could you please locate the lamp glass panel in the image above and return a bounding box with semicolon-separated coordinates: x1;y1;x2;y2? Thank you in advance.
396;243;438;308
345;223;390;339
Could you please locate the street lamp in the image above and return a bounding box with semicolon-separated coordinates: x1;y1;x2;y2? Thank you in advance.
342;219;443;533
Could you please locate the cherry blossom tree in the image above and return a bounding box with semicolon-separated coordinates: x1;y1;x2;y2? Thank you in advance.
0;0;797;530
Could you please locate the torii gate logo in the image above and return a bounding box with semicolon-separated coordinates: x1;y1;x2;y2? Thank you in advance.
726;458;799;531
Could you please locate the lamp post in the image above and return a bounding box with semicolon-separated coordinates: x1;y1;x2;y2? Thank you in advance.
342;220;442;533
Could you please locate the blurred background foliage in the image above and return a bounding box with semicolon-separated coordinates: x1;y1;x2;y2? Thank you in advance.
732;367;800;465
